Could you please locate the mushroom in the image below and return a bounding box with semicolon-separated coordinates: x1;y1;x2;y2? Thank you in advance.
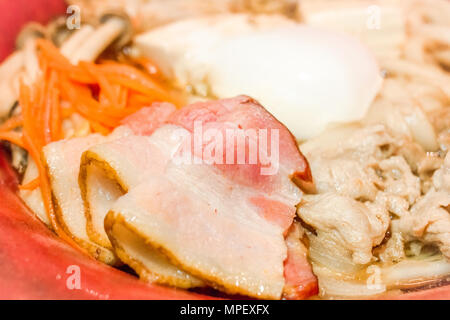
60;25;96;59
46;16;75;48
0;53;23;119
70;11;132;64
15;22;47;50
100;10;133;50
16;23;47;85
0;23;47;119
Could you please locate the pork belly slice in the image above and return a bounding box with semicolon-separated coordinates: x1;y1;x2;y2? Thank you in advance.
42;128;132;265
105;161;288;299
42;103;176;264
283;222;318;299
120;102;176;136
82;96;315;298
79;125;186;249
168;95;313;196
167;95;311;231
79;126;204;288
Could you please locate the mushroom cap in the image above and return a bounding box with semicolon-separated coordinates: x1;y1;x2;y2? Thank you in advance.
15;22;47;49
46;16;74;48
99;10;133;50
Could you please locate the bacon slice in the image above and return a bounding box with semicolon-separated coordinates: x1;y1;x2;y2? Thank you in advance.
79;126;204;288
42;128;132;265
120;102;176;136
100;96;314;298
80;126;180;249
168;95;313;195
167;96;311;231
41;103;176;265
283;222;318;299
106;159;288;299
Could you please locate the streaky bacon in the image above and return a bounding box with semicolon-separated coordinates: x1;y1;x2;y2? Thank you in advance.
168;95;312;191
283;222;318;299
101;96;316;298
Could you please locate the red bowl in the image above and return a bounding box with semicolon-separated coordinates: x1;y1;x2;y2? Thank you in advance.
0;0;67;61
0;0;448;300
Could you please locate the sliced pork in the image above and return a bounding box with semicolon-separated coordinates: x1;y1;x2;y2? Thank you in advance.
106;158;288;298
79;125;181;249
299;193;390;266
80;126;204;289
167;95;312;199
395;153;450;260
283;222;318;299
42;127;133;265
42;103;176;265
82;96;314;298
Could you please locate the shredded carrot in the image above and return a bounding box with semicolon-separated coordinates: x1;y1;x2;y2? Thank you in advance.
118;86;128;109
0;131;26;149
50;87;61;141
89;120;112;135
36;39;94;83
61;101;75;118
0;39;183;252
127;92;157;107
0;115;23;132
19;177;40;190
80;61;120;108
133;57;162;78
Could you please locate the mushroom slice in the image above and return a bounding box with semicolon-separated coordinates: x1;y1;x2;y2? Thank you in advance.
59;25;95;58
0;52;23;118
70;15;129;64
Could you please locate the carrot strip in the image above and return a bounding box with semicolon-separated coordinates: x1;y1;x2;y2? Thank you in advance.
80;62;120;108
89;120;111;135
118;86;128;109
50;87;61;141
19;177;40;190
36;38;71;66
99;64;168;91
59;79;120;127
133;57;162;78
0;131;26;149
127;92;157;106
106;74;173;103
0;115;23;132
23;133;53;223
36;39;94;84
42;81;53;144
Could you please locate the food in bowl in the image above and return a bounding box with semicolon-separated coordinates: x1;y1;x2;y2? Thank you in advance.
0;0;449;299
